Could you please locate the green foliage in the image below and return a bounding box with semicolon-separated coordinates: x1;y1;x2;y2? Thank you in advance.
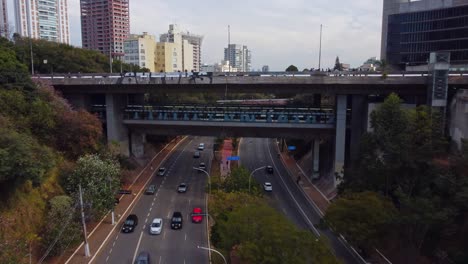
218;166;261;194
41;195;81;256
285;65;299;72
12;37;146;74
0;37;30;84
0;125;55;189
212;201;339;264
325;192;397;251
66;154;120;220
333;56;343;71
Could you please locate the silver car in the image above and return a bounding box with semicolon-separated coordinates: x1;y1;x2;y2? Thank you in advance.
149;218;162;235
177;183;188;193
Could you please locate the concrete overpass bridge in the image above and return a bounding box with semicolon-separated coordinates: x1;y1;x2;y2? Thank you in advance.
42;68;468;185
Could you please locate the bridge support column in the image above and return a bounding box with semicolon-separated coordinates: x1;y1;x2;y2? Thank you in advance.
350;95;368;163
131;132;146;158
313;138;320;178
334;95;347;186
106;94;129;156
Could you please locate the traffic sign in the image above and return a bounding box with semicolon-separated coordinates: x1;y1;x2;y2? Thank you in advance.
227;156;240;161
288;146;297;151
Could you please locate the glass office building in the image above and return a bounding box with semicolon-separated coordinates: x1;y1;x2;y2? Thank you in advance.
382;0;468;69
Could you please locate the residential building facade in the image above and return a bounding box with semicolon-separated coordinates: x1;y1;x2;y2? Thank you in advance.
262;65;269;72
123;32;156;72
224;44;251;72
80;0;129;57
160;24;202;71
14;0;70;43
381;0;468;69
155;42;181;72
0;0;8;37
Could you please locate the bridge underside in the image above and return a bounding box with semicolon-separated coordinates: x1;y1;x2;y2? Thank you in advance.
124;120;335;139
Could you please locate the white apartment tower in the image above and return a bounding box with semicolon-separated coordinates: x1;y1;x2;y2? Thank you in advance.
0;0;8;37
160;24;203;72
224;44;251;72
15;0;70;44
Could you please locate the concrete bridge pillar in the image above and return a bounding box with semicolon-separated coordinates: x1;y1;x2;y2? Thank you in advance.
131;132;146;158
334;95;347;186
313;138;320;178
106;94;129;156
350;95;368;163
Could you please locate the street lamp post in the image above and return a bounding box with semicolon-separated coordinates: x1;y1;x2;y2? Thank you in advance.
193;167;211;195
249;166;267;193
197;245;227;264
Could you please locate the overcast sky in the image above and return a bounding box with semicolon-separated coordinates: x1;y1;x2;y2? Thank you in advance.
8;0;384;71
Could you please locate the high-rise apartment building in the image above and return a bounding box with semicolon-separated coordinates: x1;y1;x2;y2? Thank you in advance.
160;24;203;71
0;0;8;37
262;65;269;72
14;0;70;43
123;32;156;72
381;0;468;69
80;0;129;57
224;44;251;72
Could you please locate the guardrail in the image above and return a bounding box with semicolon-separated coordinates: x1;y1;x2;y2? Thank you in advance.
31;70;468;80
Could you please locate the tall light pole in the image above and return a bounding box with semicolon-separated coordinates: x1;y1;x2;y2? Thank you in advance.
197;246;227;264
193;167;211;195
318;24;323;71
78;185;91;257
249;166;267;193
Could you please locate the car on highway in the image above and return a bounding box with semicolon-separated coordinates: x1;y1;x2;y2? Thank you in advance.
149;218;163;235
122;214;138;233
145;185;156;195
191;207;203;223
263;182;273;192
266;165;274;174
193;151;201;158
171;212;183;229
199;162;206;171
198;143;205;150
157;167;166;176
134;251;150;264
177;183;188;193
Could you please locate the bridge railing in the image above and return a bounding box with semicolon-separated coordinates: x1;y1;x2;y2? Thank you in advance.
32;70;468;80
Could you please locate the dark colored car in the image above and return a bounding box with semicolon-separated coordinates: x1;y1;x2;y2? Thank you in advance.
266;165;274;174
193;151;201;158
134;251;150;264
198;162;206;171
157;167;166;177
122;214;138;233
171;212;183;230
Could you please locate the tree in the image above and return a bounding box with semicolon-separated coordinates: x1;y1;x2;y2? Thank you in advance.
221;166;261;194
325;192;397;252
285;65;299;72
333;56;343;71
0;37;30;84
41;195;81;256
66;154;120;220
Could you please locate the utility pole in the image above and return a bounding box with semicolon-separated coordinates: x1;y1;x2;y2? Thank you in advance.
26;0;34;75
79;185;91;257
318;24;322;71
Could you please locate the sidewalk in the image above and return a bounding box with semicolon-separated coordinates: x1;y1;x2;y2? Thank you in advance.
57;137;185;264
277;145;331;215
220;139;233;178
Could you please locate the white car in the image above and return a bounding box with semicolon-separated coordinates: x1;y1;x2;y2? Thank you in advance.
263;182;273;192
177;183;188;193
149;218;163;235
198;143;205;150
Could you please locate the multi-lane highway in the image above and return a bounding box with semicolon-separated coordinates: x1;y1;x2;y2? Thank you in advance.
239;138;360;264
94;137;211;264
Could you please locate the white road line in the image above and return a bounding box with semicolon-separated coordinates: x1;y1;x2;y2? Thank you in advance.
266;140;321;237
112;241;115;247
163;231;166;240
149;207;152;212
86;137;189;264
109;248;112;254
106;256;109;262
132;232;144;263
159;256;162;264
185;233;187;241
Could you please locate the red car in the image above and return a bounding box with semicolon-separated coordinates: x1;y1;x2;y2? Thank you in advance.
191;207;203;223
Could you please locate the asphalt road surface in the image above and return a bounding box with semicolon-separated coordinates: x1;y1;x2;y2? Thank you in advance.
94;136;211;264
239;138;360;264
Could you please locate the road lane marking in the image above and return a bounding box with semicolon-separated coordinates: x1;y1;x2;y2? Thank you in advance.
132;231;144;263
185;233;187;241
106;256;109;262
159;256;162;264
86;138;191;264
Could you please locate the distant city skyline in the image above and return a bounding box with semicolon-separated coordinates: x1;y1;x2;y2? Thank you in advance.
6;0;383;70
